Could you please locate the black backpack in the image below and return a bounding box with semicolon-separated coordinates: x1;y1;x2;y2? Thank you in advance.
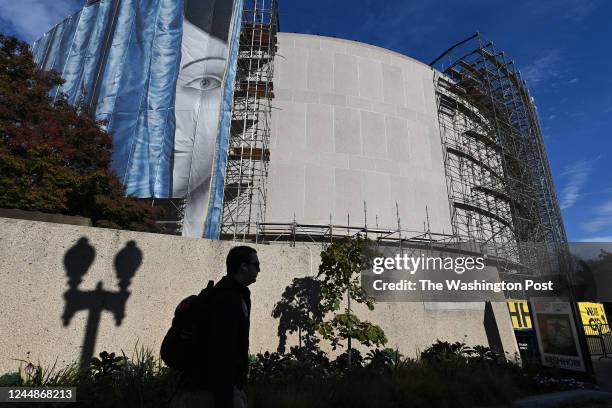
161;280;214;370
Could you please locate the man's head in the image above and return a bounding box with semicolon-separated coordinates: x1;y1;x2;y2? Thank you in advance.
226;246;259;286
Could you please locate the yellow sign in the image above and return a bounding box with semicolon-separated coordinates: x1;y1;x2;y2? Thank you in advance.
507;299;532;330
578;302;610;335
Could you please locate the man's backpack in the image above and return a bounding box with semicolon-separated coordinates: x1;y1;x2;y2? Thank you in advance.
160;280;214;370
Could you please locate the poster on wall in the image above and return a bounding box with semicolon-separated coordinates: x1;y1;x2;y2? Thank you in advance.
578;302;610;336
530;298;586;372
173;0;242;238
31;0;243;239
507;299;532;330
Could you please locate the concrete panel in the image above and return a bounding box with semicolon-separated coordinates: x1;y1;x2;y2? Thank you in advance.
362;171;393;228
276;104;306;152
429;123;445;171
370;48;391;64
397;106;417;121
346;42;371;58
321;38;348;54
333;53;359;97
266;163;304;222
292;89;319;104
319;92;347;106
374;158;400;174
274;88;292;103
288;146;320;167
349;155;376;172
306;103;334;153
307;49;333;93
385;115;410;162
347;96;373;111
294;35;320;50
361;111;387;159
357;58;383;102
371;102;399;117
334;106;361;155
277;35;294;50
382;64;405;106
276;47;307;91
334;168;363;224
403;66;426;114
304;166;334;223
388;176;417;228
319;152;349;169
407;120;432;170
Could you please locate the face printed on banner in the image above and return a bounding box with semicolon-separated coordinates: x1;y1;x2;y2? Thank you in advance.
172;0;233;237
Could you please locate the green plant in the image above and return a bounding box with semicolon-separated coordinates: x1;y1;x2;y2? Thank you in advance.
1;342;586;408
332;349;364;370
315;236;387;354
0;372;22;386
14;359;81;387
90;351;127;380
0;35;160;232
420;340;472;364
365;348;402;372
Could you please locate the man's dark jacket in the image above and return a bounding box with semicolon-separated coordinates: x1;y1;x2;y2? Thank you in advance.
181;275;251;407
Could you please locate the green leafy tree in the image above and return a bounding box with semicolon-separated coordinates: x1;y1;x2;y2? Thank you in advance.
0;35;159;231
314;235;387;358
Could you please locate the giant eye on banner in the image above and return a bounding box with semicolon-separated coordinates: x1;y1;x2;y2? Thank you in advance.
31;0;243;239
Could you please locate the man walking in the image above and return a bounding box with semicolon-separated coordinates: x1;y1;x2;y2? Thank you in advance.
171;246;260;408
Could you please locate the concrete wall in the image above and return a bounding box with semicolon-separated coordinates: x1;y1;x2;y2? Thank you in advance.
267;33;452;234
0;218;519;373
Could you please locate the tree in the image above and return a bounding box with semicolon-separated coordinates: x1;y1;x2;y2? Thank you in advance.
314;235;387;366
0;35;159;231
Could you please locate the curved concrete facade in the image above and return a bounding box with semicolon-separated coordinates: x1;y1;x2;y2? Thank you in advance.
266;33;452;233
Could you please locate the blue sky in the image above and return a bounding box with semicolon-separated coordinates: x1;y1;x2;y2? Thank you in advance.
1;0;610;242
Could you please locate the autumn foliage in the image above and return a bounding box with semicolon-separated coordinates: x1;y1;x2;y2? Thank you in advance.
0;35;158;231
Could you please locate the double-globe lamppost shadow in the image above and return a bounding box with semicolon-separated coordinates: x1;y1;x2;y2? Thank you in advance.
62;237;142;367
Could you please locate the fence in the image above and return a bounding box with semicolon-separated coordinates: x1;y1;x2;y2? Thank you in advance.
584;323;612;359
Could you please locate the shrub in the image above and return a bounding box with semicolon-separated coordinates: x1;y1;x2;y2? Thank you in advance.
0;342;591;408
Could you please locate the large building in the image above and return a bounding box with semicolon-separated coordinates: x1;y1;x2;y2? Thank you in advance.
1;0;577;372
32;0;566;261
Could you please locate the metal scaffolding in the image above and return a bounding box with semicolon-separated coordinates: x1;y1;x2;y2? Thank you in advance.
430;33;568;276
220;0;278;240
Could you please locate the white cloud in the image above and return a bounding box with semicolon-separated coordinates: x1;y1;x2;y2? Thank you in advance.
559;159;595;210
521;51;582;89
577;236;612;242
521;50;561;85
522;51;563;86
0;0;80;42
583;199;612;233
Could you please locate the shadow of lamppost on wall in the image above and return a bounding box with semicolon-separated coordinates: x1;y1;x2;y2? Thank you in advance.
62;238;142;367
272;277;323;353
